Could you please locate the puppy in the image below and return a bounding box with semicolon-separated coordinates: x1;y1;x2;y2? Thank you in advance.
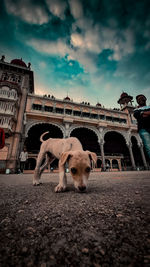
58;150;97;192
33;131;97;192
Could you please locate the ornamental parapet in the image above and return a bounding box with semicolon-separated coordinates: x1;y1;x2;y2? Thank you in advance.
0;80;21;94
0;116;14;134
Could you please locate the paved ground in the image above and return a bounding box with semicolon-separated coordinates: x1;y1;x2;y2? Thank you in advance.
0;171;150;267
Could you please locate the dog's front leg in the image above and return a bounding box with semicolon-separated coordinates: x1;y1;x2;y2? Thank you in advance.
55;161;67;193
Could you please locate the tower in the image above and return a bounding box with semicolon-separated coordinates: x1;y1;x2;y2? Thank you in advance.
0;56;34;173
118;92;133;110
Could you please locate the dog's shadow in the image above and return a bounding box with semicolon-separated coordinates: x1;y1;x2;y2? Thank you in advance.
36;182;108;195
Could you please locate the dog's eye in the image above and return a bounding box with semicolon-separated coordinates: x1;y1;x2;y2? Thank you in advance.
71;167;77;174
85;167;91;173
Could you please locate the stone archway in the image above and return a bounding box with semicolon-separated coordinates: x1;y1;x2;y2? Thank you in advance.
112;159;119;170
25;121;65;138
70;127;99;153
105;159;111;171
50;158;59;170
26;158;36;170
25;123;63;153
97;159;102;168
104;131;131;169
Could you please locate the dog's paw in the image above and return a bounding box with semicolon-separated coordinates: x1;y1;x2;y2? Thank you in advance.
33;181;42;186
55;184;66;193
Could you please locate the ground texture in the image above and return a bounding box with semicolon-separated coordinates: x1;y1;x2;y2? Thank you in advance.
0;171;150;267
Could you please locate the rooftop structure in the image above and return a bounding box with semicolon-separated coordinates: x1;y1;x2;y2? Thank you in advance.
118;92;133;110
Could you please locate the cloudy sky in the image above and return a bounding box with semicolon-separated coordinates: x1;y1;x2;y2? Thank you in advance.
0;0;150;108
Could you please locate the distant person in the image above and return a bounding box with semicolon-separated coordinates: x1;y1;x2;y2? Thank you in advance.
134;94;150;160
50;166;54;172
19;148;28;173
106;162;110;171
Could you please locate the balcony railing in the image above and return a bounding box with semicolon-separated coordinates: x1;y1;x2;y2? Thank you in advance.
0;89;18;101
0;117;13;132
0;102;16;116
31;105;128;125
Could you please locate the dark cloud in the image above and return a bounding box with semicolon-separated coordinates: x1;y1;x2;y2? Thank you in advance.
0;1;16;44
116;50;150;88
0;0;150;105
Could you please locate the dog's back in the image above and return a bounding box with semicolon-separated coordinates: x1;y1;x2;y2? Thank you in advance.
64;137;83;151
41;136;83;159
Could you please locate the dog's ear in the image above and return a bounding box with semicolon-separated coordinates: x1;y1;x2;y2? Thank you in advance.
86;151;97;164
60;151;72;166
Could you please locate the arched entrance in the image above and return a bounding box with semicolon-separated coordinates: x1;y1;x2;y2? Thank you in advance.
97;159;102;168
24;123;63;171
105;159;111;171
26;158;36;170
112;159;119;170
25;123;63;153
50;159;59;170
104;131;131;170
70;127;99;153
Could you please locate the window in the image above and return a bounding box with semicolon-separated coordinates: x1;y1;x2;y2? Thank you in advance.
82;112;90;118
65;109;72;115
91;113;98;119
113;117;120;123
73;111;81;116
99;114;105;120
44;106;53;112
106;116;113;121
120;118;127;124
56;108;64;114
32;104;42;110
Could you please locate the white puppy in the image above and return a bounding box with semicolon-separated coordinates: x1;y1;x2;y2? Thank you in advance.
33;132;97;192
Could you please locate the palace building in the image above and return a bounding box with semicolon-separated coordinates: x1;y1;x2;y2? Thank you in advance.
0;56;149;173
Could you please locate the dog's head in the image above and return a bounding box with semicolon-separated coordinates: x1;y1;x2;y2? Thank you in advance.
59;150;97;192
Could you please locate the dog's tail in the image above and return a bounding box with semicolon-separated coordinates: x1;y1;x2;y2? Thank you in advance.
40;131;49;142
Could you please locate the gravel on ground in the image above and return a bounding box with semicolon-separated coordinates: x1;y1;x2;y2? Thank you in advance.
0;171;150;267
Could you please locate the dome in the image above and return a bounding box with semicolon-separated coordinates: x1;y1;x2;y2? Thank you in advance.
64;96;70;101
96;102;101;107
120;92;128;98
118;92;133;104
10;58;27;68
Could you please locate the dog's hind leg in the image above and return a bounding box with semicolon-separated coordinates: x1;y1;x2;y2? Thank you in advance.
39;154;49;177
33;152;46;185
39;154;56;176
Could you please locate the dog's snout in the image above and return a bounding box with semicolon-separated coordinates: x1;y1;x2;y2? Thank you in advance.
78;186;86;192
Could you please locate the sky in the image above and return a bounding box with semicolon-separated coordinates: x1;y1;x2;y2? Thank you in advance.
0;0;150;108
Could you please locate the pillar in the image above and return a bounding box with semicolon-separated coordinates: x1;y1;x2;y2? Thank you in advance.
64;123;70;138
99;141;106;171
110;159;112;171
118;159;122;171
139;144;148;170
127;142;136;170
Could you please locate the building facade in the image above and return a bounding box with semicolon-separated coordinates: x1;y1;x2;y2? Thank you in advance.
0;56;149;173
